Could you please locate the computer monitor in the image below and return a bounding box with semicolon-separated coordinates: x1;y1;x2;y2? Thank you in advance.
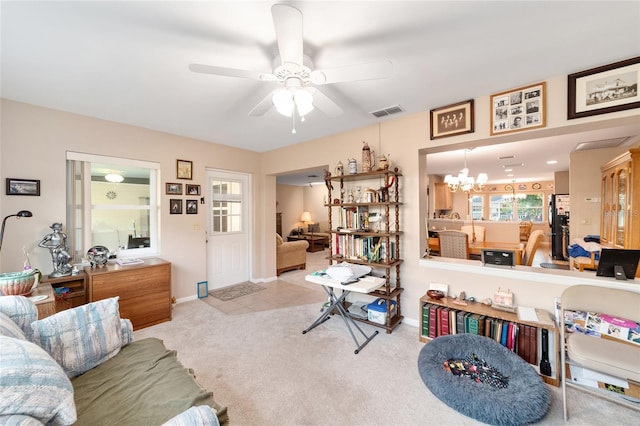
596;248;640;280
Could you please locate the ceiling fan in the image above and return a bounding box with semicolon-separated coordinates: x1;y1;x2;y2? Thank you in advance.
189;4;392;132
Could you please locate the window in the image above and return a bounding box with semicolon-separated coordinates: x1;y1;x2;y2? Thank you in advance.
211;179;242;233
66;152;160;260
489;195;514;221
469;195;483;220
488;193;544;222
517;194;544;222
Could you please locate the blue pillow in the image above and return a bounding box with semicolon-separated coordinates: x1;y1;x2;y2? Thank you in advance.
0;296;37;339
31;297;123;378
0;336;77;424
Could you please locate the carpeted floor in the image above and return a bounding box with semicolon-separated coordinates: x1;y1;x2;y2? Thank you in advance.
135;299;639;426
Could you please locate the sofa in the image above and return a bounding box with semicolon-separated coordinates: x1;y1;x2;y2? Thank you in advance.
276;233;308;276
0;295;228;425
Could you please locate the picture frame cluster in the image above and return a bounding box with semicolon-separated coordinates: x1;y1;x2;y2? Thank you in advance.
428;56;638;141
167;159;200;214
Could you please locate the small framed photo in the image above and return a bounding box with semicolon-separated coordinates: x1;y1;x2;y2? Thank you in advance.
186;184;201;196
170;199;182;214
568;56;640;120
6;178;40;196
430;99;474;140
197;281;208;298
490;82;546;136
176;159;193;180
186;199;198;214
165;182;183;195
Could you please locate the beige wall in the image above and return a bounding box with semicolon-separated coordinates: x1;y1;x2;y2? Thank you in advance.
0;100;263;300
2;66;639;324
276;184;303;235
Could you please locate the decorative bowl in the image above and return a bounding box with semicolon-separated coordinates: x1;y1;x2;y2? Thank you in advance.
427;290;445;300
0;270;39;296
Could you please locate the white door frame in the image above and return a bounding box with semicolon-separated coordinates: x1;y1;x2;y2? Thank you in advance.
205;168;252;288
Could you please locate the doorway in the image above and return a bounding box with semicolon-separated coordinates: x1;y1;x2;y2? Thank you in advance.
206;169;251;289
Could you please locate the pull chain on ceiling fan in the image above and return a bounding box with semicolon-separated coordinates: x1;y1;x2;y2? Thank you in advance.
188;4;392;132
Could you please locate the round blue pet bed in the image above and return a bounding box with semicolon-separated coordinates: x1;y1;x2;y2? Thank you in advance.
418;334;550;425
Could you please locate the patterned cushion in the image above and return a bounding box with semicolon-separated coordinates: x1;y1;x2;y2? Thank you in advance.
0;296;38;339
0;312;27;340
0;336;77;425
120;318;134;346
161;406;220;426
31;297;123;378
0;414;45;425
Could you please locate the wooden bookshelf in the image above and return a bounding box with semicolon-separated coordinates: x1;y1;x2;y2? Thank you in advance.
419;293;559;386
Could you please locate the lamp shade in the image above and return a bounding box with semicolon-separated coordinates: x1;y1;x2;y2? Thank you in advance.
300;211;312;222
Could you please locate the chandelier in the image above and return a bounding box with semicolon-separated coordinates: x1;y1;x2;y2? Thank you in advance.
444;150;488;192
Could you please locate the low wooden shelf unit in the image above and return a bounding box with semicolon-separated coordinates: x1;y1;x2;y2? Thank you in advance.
419;293;559;386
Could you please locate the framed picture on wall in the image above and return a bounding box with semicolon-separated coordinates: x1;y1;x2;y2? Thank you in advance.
165;182;182;195
170;199;182;214
176;159;192;180
6;178;40;196
490;82;546;136
186;199;198;214
568;56;640;119
186;184;200;195
430;99;474;140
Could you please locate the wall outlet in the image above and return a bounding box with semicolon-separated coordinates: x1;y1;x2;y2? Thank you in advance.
580;218;591;225
192;223;201;230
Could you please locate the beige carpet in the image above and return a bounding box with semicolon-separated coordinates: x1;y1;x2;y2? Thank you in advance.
135;299;638;426
135;247;638;425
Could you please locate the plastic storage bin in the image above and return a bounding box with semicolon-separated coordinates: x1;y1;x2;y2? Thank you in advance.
367;298;396;324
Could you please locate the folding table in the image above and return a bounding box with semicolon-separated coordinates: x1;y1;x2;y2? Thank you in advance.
304;272;385;354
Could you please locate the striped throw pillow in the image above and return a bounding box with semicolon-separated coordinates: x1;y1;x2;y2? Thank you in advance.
0;335;77;424
31;297;122;378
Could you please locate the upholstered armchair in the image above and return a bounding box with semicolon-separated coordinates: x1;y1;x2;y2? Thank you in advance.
276;234;309;276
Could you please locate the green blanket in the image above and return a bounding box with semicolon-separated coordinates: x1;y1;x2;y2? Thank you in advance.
72;338;228;425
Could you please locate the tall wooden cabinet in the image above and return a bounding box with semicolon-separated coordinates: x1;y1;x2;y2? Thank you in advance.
600;148;639;277
325;168;403;333
600;148;639;248
85;257;171;330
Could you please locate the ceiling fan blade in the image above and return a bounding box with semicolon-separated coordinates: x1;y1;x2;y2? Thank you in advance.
271;4;303;67
189;63;272;81
248;91;275;117
307;87;343;117
310;60;393;85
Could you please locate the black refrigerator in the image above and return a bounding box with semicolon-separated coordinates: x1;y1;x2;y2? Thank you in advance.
548;194;570;260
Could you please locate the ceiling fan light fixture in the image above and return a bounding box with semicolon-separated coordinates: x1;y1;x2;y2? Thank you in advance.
273;88;294;116
294;89;314;116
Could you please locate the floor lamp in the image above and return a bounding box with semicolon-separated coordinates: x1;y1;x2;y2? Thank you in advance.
0;210;33;252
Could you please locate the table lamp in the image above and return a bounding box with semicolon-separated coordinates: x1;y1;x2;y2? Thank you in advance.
0;210;33;252
301;211;312;235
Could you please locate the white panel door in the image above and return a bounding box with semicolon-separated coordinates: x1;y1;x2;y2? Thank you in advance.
206;170;251;289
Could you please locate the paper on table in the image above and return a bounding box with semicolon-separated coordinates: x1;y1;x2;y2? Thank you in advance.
517;306;539;322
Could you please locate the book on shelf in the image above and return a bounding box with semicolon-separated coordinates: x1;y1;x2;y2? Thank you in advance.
115;258;144;266
428;305;438;338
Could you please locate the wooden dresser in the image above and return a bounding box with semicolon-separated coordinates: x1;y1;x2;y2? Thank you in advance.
84;258;171;330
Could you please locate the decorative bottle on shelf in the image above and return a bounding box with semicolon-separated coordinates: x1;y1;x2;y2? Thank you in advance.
362;141;374;172
347;158;357;174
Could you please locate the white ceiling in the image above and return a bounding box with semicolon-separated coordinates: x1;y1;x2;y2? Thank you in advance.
2;1;639;185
